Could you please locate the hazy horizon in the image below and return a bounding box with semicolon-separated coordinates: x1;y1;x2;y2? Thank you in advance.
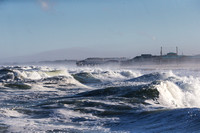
0;47;136;63
1;46;200;64
1;0;200;62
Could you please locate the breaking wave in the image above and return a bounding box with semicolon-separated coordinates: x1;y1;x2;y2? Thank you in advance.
0;66;200;132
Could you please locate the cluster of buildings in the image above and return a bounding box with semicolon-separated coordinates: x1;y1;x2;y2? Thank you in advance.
76;57;127;66
76;47;200;66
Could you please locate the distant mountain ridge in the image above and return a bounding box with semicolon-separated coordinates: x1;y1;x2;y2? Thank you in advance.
0;47;132;64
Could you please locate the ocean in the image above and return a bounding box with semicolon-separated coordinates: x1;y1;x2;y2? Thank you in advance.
0;65;200;132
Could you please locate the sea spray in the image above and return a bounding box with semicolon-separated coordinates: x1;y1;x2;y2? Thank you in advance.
0;66;199;132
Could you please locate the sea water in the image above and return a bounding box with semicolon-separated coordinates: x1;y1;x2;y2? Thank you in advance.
0;65;200;132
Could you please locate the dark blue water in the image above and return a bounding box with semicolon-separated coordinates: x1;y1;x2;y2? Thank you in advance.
0;66;200;132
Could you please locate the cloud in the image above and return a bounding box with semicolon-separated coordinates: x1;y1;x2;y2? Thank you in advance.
38;0;55;11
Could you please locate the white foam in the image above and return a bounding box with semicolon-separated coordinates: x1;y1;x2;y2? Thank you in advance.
120;70;141;78
153;77;200;108
10;67;89;89
0;108;25;118
70;67;141;82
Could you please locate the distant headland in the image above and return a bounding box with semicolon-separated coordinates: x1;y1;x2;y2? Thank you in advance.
76;47;200;66
1;47;200;67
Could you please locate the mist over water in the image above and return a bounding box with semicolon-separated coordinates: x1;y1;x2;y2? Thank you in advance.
1;0;200;132
0;64;200;132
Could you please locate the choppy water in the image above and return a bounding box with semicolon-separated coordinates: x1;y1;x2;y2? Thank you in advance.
0;65;200;132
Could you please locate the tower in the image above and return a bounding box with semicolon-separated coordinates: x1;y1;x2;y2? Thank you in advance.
176;46;178;55
160;47;163;56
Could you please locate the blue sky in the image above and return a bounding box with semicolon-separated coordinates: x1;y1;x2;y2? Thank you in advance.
1;0;200;60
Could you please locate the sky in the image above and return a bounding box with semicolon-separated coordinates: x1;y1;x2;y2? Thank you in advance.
1;0;200;61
